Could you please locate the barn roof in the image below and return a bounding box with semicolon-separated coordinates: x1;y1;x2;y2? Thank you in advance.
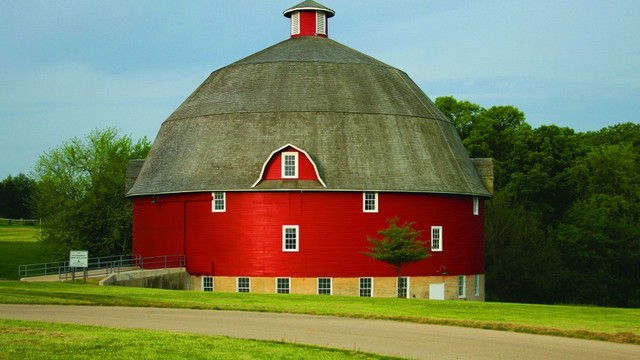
127;29;491;197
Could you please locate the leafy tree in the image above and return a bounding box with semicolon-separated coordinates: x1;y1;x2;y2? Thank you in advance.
31;128;150;260
484;192;566;303
0;174;35;219
364;217;429;297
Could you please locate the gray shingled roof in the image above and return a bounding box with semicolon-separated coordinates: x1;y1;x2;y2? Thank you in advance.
127;36;491;197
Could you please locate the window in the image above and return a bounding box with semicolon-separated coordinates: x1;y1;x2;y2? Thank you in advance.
316;11;326;34
237;277;250;293
212;192;226;212
291;12;300;35
363;192;378;213
458;275;466;298
431;226;443;252
282;225;299;252
276;278;290;294
282;152;298;178
359;277;373;297
201;276;214;292
474;274;480;297
398;277;409;298
473;196;479;216
318;278;332;295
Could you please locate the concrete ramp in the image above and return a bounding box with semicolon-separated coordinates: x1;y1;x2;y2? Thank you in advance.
99;267;190;290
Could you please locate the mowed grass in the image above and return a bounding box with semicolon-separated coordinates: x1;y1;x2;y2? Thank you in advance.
0;224;40;280
1;281;639;344
0;319;397;360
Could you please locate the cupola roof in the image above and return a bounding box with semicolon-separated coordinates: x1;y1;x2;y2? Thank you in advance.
283;0;335;18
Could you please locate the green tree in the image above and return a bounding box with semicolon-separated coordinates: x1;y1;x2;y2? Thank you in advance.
31;128;150;260
364;217;429;297
0;174;35;219
484;192;566;303
557;143;640;307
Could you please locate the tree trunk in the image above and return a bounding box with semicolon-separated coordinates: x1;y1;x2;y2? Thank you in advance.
396;265;403;298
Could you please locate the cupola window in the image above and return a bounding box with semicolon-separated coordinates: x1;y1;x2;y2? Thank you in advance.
316;11;326;35
291;12;300;35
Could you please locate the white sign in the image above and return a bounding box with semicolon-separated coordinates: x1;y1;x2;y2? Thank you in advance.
69;250;88;268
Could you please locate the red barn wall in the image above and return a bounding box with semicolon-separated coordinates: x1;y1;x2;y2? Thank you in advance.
132;191;484;277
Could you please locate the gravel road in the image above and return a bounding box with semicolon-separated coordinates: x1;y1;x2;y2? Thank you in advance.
1;304;638;360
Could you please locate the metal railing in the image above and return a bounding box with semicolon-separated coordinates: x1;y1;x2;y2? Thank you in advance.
18;254;186;280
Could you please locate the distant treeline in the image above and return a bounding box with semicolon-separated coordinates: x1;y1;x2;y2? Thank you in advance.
436;96;640;307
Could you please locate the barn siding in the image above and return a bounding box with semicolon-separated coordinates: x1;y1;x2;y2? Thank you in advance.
132;191;484;277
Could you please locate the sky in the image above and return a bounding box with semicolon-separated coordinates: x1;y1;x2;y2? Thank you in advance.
1;0;639;179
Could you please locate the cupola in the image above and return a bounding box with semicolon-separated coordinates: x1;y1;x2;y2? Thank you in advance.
283;0;335;38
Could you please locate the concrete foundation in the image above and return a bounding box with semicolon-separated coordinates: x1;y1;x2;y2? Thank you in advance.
191;274;485;301
100;267;190;290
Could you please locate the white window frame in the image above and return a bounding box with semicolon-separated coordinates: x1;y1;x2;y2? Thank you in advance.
359;277;373;297
431;226;443;252
201;276;214;292
276;277;291;294
473;196;479;216
363;192;378;213
316;11;326;35
398;276;410;298
474;274;480;297
212;192;226;212
281;152;299;179
282;225;299;252
458;275;467;298
237;277;250;293
291;12;300;35
317;277;332;295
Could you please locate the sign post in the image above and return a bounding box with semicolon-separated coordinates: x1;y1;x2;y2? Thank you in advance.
69;250;88;282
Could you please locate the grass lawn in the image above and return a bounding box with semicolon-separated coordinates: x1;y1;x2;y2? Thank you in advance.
0;224;40;280
0;319;397;360
1;281;638;344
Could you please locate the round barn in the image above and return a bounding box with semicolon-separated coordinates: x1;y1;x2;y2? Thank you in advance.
126;0;493;300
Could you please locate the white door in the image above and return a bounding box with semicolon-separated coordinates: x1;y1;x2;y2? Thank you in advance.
429;283;445;300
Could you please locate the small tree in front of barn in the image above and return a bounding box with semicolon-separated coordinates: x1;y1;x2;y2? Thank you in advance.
364;217;430;298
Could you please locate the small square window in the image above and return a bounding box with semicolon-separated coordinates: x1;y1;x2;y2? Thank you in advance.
473;196;479;216
363;192;378;213
359;277;373;297
201;276;214;292
282;225;299;252
431;226;443;252
458;275;467;298
398;277;409;298
237;277;250;293
282;152;298;178
276;277;290;294
318;278;332;295
212;192;226;212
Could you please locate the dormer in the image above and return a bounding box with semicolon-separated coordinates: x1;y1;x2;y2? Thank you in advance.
253;144;326;189
283;0;335;38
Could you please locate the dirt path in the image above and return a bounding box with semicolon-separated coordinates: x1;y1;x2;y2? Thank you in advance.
1;304;638;360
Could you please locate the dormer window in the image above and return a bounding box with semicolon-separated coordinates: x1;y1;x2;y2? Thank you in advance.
253;143;326;188
282;152;299;178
